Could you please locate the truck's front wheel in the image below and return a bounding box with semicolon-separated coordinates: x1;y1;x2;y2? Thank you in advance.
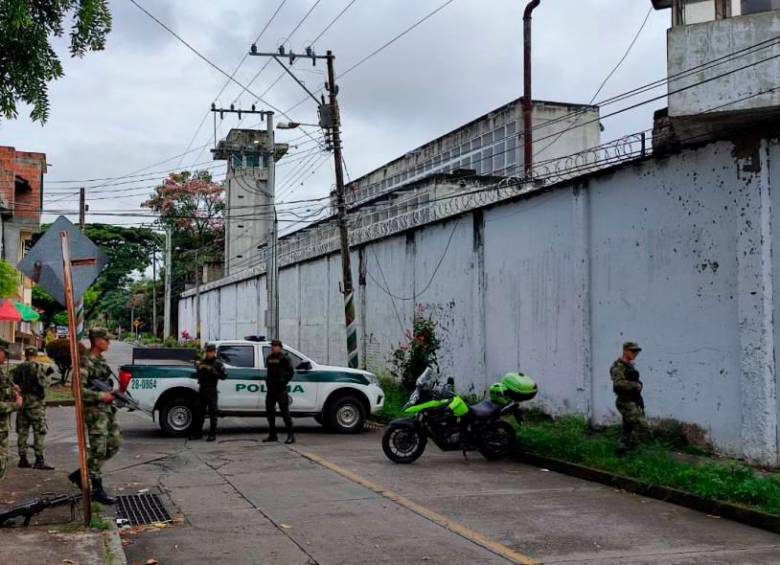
325;394;366;434
160;396;197;437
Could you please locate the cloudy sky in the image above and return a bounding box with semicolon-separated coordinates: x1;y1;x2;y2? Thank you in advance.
0;0;671;228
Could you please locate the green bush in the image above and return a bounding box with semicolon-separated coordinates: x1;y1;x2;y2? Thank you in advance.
390;305;441;391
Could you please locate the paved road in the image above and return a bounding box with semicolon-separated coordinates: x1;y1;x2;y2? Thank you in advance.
9;341;780;564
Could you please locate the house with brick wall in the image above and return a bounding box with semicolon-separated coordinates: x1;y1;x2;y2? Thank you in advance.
0;146;46;351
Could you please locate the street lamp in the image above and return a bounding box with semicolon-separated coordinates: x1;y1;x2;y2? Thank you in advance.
276;121;320;130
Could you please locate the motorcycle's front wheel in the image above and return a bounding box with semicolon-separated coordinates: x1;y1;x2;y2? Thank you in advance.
479;420;516;461
382;423;427;464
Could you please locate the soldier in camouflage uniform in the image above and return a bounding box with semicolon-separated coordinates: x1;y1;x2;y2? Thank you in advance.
67;328;120;505
610;341;648;453
0;339;23;480
13;346;55;470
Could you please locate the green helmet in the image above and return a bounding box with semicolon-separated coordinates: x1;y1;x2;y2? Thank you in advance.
489;382;510;406
500;372;538;402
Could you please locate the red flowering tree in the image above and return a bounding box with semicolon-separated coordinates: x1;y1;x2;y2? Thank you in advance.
390;304;441;391
143;170;225;330
143;170;224;245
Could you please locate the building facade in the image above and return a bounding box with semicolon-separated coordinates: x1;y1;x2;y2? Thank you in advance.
340;98;601;209
0;146;46;350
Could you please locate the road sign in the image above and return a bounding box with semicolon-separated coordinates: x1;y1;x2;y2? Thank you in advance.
133;319;142;329
16;216;108;526
17;216;107;306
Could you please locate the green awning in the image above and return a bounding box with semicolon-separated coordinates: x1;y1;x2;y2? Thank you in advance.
14;300;40;322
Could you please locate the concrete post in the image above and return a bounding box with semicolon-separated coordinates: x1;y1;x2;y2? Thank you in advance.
572;183;594;419
736;138;778;465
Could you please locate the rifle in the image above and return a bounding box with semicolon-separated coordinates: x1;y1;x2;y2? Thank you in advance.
88;378;153;415
0;493;82;526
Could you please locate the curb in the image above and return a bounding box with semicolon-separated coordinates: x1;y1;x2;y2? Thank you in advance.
514;451;780;535
365;420;386;431
369;418;780;534
102;521;128;565
46;400;75;407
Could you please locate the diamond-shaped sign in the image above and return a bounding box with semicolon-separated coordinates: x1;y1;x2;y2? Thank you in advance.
18;216;108;306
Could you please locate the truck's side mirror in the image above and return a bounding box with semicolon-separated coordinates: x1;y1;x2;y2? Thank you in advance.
296;361;312;371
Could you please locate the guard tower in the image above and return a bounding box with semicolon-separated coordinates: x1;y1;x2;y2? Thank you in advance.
213;129;288;276
653;1;780;123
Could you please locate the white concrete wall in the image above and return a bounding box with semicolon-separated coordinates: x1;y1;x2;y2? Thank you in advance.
668;10;780;117
180;136;780;464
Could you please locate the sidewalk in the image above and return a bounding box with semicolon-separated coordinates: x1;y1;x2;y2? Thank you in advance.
0;416;125;565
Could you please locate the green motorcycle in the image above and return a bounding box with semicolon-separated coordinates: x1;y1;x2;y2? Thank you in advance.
381;368;538;464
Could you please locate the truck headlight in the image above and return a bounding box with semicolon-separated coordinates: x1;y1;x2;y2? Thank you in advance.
364;372;379;386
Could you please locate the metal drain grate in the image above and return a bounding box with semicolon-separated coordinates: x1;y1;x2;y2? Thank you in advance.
115;493;171;526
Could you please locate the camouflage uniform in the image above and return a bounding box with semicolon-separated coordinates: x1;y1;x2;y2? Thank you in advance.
610;355;648;451
13;358;52;461
80;352;122;479
0;364;20;480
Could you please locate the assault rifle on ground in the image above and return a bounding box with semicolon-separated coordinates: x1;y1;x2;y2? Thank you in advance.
0;493;82;526
88;378;153;415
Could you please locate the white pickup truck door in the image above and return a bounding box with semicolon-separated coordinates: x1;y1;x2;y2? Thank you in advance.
216;344;262;411
260;346;318;412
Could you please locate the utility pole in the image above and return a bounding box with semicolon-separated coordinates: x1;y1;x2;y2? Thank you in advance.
77;187;86;338
325;51;359;369
248;45;359;368
163;228;172;340
265;112;279;340
152;247;157;338
78;187;86;230
195;258;201;343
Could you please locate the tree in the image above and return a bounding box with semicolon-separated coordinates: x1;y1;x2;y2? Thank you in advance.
33;223;160;325
143;170;225;332
0;260;20;298
0;1;112;123
143;170;225;246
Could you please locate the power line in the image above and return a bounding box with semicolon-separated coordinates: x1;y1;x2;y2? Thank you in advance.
535;6;653;157
127;0;300;123
192;0;326;168
178;0;290;168
284;0;459;115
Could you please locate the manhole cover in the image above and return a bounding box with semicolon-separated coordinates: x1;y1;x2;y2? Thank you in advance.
115;493;171;526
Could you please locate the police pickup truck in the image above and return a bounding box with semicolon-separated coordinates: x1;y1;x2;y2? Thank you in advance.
118;339;384;436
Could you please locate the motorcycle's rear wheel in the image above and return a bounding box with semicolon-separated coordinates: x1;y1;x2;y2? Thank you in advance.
382;424;427;464
479;420;516;461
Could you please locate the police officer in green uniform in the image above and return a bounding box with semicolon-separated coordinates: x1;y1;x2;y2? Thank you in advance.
263;340;295;444
610;341;648;453
68;328;121;505
0;339;22;481
13;346;55;470
190;343;227;442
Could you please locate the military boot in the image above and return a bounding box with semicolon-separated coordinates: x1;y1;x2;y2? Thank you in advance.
91;477;117;505
67;469;82;488
17;454;31;468
284;431;295;445
33;455;55;470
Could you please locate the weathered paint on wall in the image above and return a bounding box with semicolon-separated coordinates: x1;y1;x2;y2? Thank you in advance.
180;136;780;464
